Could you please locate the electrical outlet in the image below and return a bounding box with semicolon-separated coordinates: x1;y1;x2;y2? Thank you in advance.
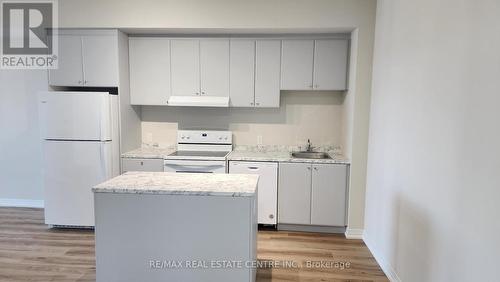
257;135;263;145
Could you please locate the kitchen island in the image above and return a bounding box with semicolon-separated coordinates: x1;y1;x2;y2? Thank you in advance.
92;172;258;282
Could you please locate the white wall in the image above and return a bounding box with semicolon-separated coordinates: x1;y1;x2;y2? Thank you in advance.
365;0;500;281
0;70;47;201
142;91;345;148
58;0;377;230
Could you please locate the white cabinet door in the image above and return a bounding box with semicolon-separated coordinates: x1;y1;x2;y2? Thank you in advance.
229;40;255;107
255;40;281;108
171;39;200;97
129;38;171;105
81;35;118;87
121;158;165;173
278;162;312;225
281;40;314;90
311;164;347;226
313;39;349;90
49;35;83;86
200;39;230;97
229;161;278;224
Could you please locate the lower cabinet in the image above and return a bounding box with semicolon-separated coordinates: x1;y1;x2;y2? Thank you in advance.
278;162;348;227
229;161;278;224
310;164;347;226
278;163;312;225
121;158;164;173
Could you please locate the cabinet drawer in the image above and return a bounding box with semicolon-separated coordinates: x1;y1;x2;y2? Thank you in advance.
121;158;164;173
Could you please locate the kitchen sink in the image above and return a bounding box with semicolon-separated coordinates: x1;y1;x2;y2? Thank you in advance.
291;151;332;159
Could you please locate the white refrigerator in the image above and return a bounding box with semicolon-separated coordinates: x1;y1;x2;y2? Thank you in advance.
39;91;120;227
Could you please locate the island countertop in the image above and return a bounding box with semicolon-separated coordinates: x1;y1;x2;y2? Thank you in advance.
92;171;258;197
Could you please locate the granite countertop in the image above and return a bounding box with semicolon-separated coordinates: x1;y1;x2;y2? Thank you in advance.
227;150;350;164
121;147;175;159
93;171;259;197
121;146;350;164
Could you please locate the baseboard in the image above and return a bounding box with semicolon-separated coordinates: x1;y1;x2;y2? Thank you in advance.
363;231;401;282
344;228;364;239
0;198;44;208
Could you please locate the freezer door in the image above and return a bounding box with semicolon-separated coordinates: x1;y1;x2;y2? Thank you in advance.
43;140;112;227
39;91;111;141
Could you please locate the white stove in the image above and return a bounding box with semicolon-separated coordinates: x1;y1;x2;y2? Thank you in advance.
164;130;232;173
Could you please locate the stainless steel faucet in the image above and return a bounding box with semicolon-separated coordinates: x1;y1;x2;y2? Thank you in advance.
306;139;313;152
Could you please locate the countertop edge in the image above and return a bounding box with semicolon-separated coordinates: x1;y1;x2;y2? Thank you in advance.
92;188;255;197
121;148;350;164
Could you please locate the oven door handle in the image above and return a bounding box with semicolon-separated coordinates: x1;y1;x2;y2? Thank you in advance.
175;171;214;174
164;161;226;173
165;164;225;169
164;160;226;167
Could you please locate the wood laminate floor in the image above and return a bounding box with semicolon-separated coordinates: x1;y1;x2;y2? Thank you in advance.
0;207;387;281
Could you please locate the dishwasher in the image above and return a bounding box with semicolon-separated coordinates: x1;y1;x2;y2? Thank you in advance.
229;161;278;225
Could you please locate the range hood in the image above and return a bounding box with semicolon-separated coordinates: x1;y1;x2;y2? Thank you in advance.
167;96;230;107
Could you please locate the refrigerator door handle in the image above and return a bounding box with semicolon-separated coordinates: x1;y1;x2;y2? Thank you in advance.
100;144;107;179
99;100;102;141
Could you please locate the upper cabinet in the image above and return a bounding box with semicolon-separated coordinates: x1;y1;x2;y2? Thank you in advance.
49;35;83;87
170;39;201;97
128;36;349;107
281;39;349;91
229;39;281;108
313;39;349;90
170;39;229;98
255;40;281;108
81;35;119;87
200;40;230;97
229;40;255;107
281;40;314;90
49;31;119;87
129;38;171;105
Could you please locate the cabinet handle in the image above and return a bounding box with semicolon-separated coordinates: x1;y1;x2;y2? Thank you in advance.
201;91;206;95
269;214;274;219
314;84;319;88
84;80;88;84
256;102;260;106
314;167;318;170
78;80;82;84
307;167;311;170
247;166;259;170
140;161;144;166
250;102;254;106
195;92;200;95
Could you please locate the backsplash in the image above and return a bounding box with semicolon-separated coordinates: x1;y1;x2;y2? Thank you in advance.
141;91;348;152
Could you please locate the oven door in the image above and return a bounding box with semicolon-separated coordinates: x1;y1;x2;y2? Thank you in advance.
164;160;226;173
